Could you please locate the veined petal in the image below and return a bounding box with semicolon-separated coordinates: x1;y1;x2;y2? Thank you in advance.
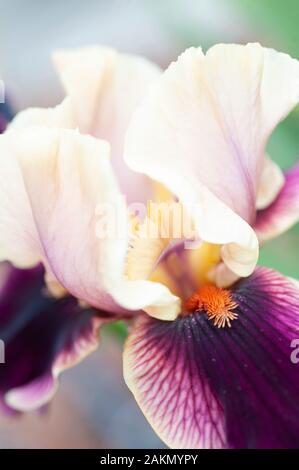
0;126;117;311
0;127;180;319
124;267;299;449
124;314;226;449
125;43;299;276
0;264;108;412
254;161;299;242
53;46;161;203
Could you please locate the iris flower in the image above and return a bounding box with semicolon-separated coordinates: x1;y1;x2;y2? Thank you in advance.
1;43;299;448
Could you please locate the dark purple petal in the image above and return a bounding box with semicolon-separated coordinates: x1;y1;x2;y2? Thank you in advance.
124;267;299;448
0;114;6;133
124;315;226;448
0;264;108;411
255;162;299;241
0;101;14;133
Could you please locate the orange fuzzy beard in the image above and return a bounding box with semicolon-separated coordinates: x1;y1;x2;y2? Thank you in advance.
185;285;238;328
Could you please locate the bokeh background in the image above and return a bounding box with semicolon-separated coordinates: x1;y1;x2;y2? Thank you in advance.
0;0;298;448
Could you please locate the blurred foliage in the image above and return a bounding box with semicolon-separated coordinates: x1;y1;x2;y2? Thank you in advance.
145;0;214;51
231;0;299;58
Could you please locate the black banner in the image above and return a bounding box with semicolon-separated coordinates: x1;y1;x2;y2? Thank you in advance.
0;449;298;466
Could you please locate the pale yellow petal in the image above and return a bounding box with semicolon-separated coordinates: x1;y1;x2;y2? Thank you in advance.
125;44;299;277
53;46;161;203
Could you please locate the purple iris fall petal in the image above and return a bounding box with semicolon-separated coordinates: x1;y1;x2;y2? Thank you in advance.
0;264;108;412
124;312;226;449
124;267;299;449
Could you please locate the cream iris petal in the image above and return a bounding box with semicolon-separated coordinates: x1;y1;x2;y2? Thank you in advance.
0;127;180;320
52;45;161;204
124;43;299;278
256;158;285;210
8;97;76;130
